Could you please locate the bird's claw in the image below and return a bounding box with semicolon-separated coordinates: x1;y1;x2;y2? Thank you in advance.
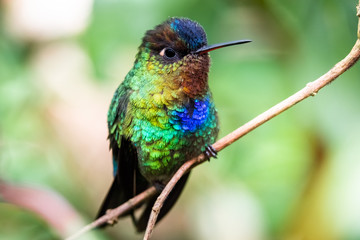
154;181;166;192
204;145;217;161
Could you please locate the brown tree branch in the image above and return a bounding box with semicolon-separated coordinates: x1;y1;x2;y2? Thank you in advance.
66;2;360;239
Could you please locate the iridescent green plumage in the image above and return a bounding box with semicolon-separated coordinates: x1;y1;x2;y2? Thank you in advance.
97;17;250;231
108;47;218;183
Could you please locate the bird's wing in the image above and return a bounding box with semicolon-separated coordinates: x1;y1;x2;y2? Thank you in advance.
96;137;150;221
96;87;149;222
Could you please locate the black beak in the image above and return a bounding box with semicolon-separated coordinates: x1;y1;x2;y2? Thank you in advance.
195;39;252;54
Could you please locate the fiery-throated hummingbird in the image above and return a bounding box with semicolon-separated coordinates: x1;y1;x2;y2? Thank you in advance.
97;17;251;231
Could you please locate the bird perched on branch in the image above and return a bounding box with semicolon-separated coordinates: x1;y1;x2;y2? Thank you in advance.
97;17;251;231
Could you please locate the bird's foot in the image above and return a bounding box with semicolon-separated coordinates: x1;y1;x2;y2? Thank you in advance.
204;145;217;161
154;181;166;193
105;209;118;226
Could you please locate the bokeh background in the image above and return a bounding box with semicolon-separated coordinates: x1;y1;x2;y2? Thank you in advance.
1;0;360;239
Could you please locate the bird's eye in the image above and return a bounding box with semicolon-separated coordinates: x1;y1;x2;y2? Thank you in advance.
160;47;177;59
165;48;176;58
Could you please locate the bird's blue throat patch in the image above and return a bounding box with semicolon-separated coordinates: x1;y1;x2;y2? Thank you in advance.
170;97;210;132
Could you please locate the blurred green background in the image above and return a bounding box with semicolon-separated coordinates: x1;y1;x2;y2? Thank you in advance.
1;0;360;239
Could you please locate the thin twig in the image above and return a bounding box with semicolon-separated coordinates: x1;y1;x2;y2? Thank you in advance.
65;187;156;240
143;5;360;240
66;2;360;239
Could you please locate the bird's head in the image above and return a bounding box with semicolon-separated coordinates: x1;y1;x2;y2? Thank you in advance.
135;17;250;98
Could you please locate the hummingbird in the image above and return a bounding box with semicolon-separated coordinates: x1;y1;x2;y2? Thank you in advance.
97;17;251;232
